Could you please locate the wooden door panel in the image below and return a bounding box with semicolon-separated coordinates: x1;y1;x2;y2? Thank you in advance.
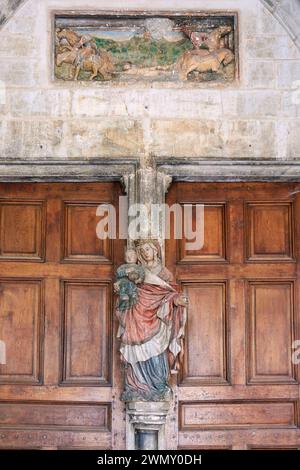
0;201;45;261
179;401;297;429
166;182;300;450
61;280;111;386
246;202;294;262
181;282;228;385
179;204;227;263
247;281;297;384
178;428;299;450
0;279;43;384
63;202;112;263
0;183;123;450
0;402;110;428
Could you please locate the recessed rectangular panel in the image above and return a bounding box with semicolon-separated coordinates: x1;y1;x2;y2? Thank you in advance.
0;201;45;261
246;203;294;261
0;403;110;430
248;282;296;383
63;202;112;263
0;280;43;383
54;13;237;84
180;402;296;430
179;204;226;262
181;283;227;384
61;281;111;385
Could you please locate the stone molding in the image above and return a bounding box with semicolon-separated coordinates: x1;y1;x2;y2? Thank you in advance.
2;158;300;183
157;159;300;182
0;159;137;182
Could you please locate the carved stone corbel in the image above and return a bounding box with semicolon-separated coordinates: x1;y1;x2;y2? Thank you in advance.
121;166;172;249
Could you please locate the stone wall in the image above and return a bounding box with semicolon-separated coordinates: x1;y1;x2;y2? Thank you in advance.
0;0;299;167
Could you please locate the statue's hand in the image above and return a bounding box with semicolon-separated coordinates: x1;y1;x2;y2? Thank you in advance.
174;294;189;307
128;272;139;282
113;282;120;293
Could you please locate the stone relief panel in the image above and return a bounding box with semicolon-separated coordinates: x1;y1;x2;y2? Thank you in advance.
54;12;238;84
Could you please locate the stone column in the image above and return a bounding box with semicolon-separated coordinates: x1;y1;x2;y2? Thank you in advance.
126;401;170;450
121;165;173;450
122;166;172;254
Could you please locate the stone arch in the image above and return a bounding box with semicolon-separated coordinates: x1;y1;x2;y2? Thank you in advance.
0;0;300;48
260;0;300;49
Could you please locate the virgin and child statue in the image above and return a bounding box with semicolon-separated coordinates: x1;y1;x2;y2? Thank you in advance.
114;239;188;402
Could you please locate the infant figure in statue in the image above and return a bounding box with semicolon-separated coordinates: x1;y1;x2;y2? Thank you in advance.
114;249;145;310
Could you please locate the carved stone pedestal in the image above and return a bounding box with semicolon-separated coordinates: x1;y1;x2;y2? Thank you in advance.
126;401;170;450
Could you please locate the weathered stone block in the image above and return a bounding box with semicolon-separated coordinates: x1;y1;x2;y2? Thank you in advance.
0;81;8;114
246;35;299;59
222;91;281;117
287;119;300;159
281;91;300;117
10;90;71;117
221;120;276;158
245;61;276;88
1;120;23;158
21;120;65;159
72;90;146;117
68;119;144;158
275;120;289;159
147;90;222;119
0;59;39;86
277;61;300;88
150;119;223;158
0;33;36;57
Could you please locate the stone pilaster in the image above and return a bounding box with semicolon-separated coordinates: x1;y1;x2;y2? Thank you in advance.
122;166;172;252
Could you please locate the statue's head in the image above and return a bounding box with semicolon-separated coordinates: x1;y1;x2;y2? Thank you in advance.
125;248;138;264
134;239;162;265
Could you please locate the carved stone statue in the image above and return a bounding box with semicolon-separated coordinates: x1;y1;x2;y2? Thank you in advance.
115;240;188;402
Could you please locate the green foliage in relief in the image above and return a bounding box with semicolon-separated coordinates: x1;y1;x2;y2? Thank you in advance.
93;36;193;68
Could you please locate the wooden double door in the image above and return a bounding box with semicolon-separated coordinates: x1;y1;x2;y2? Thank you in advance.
0;182;300;450
166;182;300;450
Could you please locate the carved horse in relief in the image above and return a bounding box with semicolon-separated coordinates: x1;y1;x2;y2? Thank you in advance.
56;47;115;80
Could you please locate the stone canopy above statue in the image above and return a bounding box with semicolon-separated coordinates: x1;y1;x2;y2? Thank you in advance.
54;12;238;84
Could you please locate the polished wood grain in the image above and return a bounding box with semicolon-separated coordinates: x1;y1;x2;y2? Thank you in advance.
246;202;294;261
63;202;112;263
0;280;43;384
0;201;45;261
181;282;228;385
166;182;300;450
61;281;111;385
180;401;297;429
248;281;297;384
179;203;227;263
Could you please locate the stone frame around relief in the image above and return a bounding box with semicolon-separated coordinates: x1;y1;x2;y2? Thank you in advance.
51;10;239;86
